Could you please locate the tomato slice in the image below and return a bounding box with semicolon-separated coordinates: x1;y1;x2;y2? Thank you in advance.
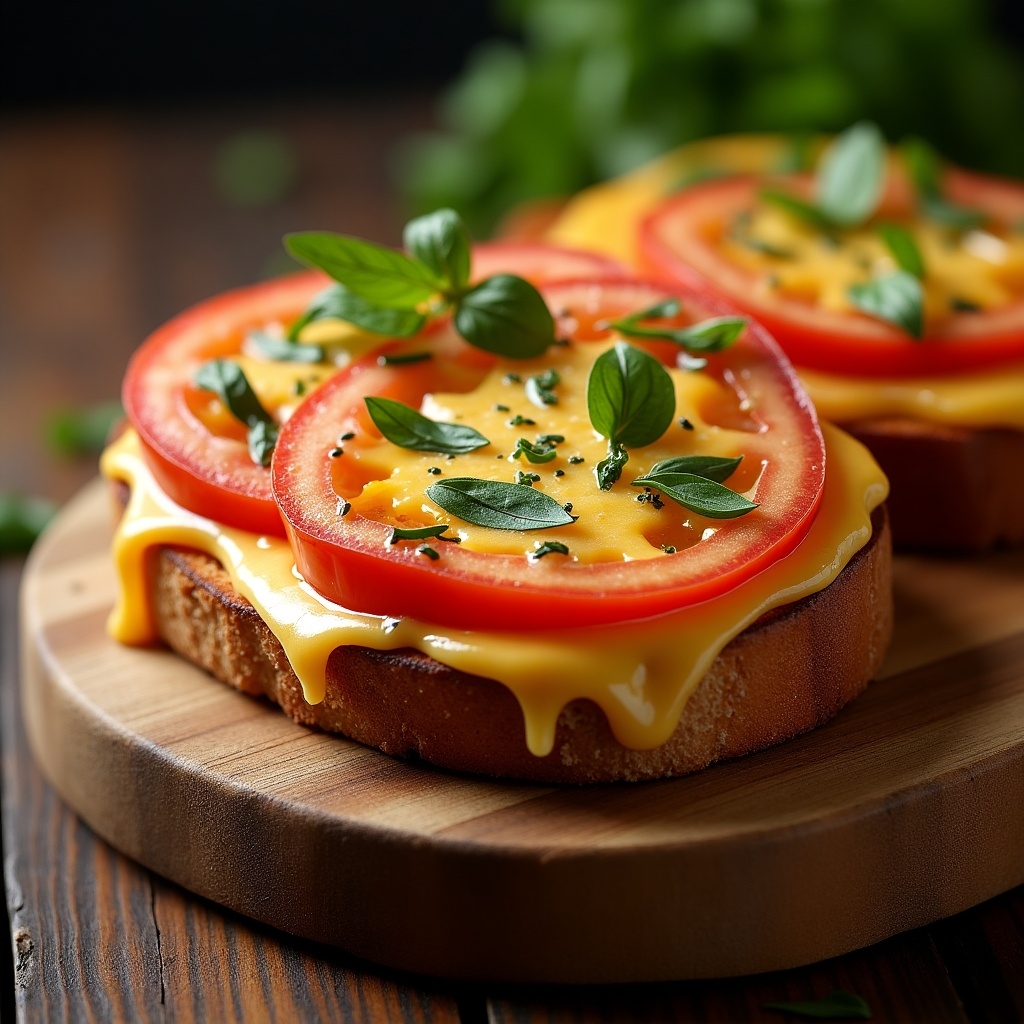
471;240;628;283
273;279;825;631
639;171;1024;377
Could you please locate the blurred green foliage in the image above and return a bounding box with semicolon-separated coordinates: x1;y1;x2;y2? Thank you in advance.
399;0;1024;233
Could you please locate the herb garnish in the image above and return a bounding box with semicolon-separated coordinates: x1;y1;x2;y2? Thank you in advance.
378;351;432;367
512;437;558;464
531;541;570;559
286;209;555;358
587;341;676;489
901;136;986;230
525;368;560;407
877;223;925;278
610;299;748;354
194;360;279;467
247;330;324;364
418;545;440;560
763;990;872;1020
364;396;490;454
848;271;924;338
631;455;758;519
389;524;451;544
426;478;576;531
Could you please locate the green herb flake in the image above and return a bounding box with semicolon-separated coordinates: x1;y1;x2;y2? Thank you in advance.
525;368;561;407
248;330;324;364
494;403;510;412
426;477;575;531
661;544;677;554
530;541;570;560
390;523;450;544
763;990;872;1020
848;271;924;338
536;433;565;445
951;297;981;313
679;418;694;430
553;469;565;477
417;545;440;560
512;437;558;464
328;447;344;458
508;414;536;427
514;470;541;486
503;373;522;384
427;466;442;475
378;351;433;367
568;456;585;465
339;431;356;441
364;396;490;455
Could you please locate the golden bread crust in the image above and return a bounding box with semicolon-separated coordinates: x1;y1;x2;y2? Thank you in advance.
148;508;892;783
843;419;1024;552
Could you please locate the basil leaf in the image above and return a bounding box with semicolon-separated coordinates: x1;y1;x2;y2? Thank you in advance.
403;208;471;293
671;316;748;352
454;274;554;358
246;419;279;468
817;121;886;227
285;232;439;309
389;524;450;543
848;271;924;338
630;472;758;519
621;298;681;322
512;437;557;464
531;540;569;559
643;454;743;484
426;478;575;530
921;195;986;231
194;360;279;466
759;188;835;231
901;137;985;230
248;331;325;363
290;284;427;341
877;223;925;279
364;396;490;454
763;990;872;1020
595;442;629;491
525;368;560;407
587;341;676;449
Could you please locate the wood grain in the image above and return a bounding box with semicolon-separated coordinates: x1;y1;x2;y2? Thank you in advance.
18;482;1024;986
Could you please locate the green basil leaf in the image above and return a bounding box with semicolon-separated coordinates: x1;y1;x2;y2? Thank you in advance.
531;540;570;559
643;454;743;483
0;493;58;554
921;195;986;231
285;232;439;309
595;441;629;491
426;478;575;531
403;208;471;292
290;284;427;341
619;298;681;323
877;223;925;279
759;188;835;231
246;419;279;468
364;396;490;454
389;524;450;543
901;135;942;199
512;437;557;464
630;472;758;519
454;274;555;357
525;368;560;407
193;362;276;442
587;341;675;449
848;271;924;338
817;121;886;227
248;331;325;363
763;990;872;1020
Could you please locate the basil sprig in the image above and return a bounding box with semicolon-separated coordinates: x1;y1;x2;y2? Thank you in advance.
761;121;886;231
611;299;748;354
286;209;554;358
901;137;986;230
194;360;279;466
587;341;676;490
631;455;757;520
763;990;872;1020
877;223;925;278
426;478;575;531
247;330;325;364
364;396;490;455
848;271;924;338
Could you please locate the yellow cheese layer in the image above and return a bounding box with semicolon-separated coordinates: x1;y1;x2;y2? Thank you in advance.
801;363;1024;429
102;424;885;756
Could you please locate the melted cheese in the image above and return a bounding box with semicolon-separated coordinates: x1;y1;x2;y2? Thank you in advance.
101;424;885;757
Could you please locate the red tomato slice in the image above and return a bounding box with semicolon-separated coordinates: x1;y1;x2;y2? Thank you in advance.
273;279;825;631
471;240;628;283
639;171;1024;377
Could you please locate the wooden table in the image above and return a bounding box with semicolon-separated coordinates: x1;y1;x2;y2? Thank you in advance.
2;101;1023;1023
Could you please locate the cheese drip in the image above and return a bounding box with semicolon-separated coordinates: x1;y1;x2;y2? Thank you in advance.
102;425;886;756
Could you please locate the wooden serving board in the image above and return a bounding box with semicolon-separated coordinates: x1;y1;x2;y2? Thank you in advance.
20;481;1024;984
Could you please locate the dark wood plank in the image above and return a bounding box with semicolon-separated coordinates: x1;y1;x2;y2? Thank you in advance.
2;560;464;1022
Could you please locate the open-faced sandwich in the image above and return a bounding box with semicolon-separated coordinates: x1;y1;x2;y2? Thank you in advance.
549;126;1024;551
102;213;891;783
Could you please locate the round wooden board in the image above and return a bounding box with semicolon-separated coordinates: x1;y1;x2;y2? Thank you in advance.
20;481;1024;984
